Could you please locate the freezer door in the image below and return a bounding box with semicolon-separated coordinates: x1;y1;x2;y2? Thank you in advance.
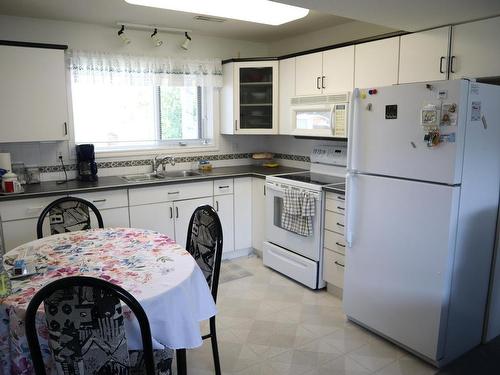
343;174;460;361
349;80;468;185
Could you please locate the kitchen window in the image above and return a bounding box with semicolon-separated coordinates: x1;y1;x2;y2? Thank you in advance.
67;50;222;153
72;83;211;151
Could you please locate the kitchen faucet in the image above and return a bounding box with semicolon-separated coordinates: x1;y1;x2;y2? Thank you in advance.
152;155;176;174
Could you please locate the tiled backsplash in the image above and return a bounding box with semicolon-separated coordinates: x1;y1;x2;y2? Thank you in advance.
40;152;310;173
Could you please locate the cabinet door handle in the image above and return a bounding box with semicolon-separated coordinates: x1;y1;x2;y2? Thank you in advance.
175;206;179;218
218;185;230;189
234;120;238;131
215;200;219;211
316;76;321;90
450;56;456;73
439;56;446;74
92;199;106;203
63;122;68;136
334;261;345;268
321;76;326;89
337;222;345;228
169;207;173;219
335;242;346;248
263;185;266;196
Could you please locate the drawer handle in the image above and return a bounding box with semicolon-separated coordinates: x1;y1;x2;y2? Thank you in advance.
218;185;230;189
337;206;344;211
334;261;345;268
336;222;344;228
168;191;180;195
92;199;106;203
335;242;346;248
337;196;345;201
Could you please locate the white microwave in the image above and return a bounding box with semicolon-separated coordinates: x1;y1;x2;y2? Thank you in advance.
290;92;350;138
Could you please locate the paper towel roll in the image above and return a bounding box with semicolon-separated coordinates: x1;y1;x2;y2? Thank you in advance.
0;153;12;172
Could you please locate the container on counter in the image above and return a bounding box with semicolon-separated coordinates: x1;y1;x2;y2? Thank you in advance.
26;166;41;184
1;172;23;194
11;163;26;185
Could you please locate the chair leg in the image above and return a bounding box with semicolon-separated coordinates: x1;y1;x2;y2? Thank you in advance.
176;348;187;375
209;316;221;375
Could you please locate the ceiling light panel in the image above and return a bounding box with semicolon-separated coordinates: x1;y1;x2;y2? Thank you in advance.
124;0;309;25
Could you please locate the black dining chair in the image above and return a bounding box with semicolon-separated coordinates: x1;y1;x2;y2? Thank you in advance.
36;196;104;239
25;276;173;375
184;205;224;375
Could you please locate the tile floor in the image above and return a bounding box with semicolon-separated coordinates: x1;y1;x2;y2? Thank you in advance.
175;256;439;375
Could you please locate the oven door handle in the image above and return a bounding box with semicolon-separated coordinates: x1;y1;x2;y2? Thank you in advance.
265;182;320;199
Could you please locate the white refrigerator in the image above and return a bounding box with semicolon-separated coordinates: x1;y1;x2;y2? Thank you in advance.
344;80;500;367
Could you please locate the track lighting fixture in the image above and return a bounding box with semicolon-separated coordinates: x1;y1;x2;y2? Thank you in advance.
117;25;131;45
151;28;163;47
181;32;192;51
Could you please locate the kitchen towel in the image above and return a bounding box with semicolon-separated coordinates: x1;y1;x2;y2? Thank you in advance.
281;189;315;236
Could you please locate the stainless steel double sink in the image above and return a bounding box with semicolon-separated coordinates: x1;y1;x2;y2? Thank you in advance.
121;170;202;183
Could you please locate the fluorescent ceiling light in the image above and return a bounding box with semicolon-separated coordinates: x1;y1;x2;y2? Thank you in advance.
124;0;309;25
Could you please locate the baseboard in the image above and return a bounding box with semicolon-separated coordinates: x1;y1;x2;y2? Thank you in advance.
222;247;254;260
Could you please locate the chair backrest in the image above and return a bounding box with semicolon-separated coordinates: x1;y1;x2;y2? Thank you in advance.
37;196;104;239
25;276;155;375
185;205;223;302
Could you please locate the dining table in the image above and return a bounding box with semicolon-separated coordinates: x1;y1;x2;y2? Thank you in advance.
0;227;217;375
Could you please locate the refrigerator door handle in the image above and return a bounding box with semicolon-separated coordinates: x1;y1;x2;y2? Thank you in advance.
347;89;359;171
345;172;355;247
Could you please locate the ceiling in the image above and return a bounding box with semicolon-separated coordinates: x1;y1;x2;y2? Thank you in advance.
275;0;500;31
0;0;354;42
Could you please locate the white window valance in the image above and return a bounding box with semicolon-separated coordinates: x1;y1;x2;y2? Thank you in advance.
66;50;223;88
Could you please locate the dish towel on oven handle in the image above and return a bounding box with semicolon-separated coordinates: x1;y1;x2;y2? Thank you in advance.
281;189;315;236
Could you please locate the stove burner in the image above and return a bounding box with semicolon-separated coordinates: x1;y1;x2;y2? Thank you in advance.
277;172;344;186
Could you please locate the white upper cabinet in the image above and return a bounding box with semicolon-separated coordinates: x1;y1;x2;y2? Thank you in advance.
354;37;400;89
0;45;69;142
322;46;355;94
399;27;451;84
221;61;279;135
295;52;323;96
450;16;500;79
295;47;354;96
279;57;295;135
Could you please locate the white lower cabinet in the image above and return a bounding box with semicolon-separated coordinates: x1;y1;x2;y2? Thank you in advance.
129;202;175;239
0;195;65;251
234;177;252;251
323;192;346;291
174;197;213;249
214;194;234;255
74;190;130;228
251;177;266;252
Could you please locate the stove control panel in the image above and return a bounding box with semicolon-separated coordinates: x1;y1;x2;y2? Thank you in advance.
311;144;347;166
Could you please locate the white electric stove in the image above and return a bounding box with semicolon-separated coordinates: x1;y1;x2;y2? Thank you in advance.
263;144;347;289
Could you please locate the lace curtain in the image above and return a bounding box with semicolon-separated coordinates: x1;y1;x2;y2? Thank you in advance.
66;50;223;88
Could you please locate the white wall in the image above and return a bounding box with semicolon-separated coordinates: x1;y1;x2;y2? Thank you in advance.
0;15;271;173
269;20;395;56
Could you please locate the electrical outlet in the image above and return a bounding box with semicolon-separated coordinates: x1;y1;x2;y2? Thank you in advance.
56;151;63;161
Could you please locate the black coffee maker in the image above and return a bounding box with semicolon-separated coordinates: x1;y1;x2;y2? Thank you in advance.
76;144;98;182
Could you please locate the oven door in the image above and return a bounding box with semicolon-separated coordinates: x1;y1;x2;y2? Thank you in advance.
265;182;322;261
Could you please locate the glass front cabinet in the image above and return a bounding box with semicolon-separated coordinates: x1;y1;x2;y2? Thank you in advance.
221;61;279;135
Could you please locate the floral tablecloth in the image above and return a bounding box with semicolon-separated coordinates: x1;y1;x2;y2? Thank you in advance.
0;227;217;375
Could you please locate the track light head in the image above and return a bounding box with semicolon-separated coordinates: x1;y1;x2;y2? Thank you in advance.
181;32;192;50
151;28;163;47
117;25;131;45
